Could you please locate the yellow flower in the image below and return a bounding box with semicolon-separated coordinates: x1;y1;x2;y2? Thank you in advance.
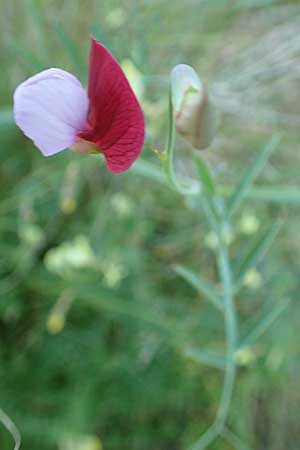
106;8;126;29
19;223;44;248
111;193;133;218
60;435;103;450
243;268;262;289
239;213;260;235
44;235;95;276
204;232;218;249
235;347;256;367
47;313;65;335
103;258;126;288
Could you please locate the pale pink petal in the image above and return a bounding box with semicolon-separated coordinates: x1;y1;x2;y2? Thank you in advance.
13;68;89;156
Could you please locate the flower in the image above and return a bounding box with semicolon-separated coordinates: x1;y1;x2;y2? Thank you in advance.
44;235;95;276
243;268;263;289
170;64;218;150
13;37;145;174
60;434;103;450
238;212;260;235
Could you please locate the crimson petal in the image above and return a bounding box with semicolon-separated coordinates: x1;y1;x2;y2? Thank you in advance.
79;37;145;173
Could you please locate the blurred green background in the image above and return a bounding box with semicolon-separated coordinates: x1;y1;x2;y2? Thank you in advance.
1;1;300;449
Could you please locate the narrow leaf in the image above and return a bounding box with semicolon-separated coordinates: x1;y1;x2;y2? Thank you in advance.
193;155;216;196
240;185;300;205
240;298;291;348
227;135;280;217
222;427;250;450
173;264;223;311
234;220;281;289
183;346;226;370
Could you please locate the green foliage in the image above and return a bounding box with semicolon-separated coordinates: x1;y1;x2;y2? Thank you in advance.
226;135;281;218
173;265;222;311
233;221;282;290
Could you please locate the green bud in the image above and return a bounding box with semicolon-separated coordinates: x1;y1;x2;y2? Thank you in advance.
170;64;218;150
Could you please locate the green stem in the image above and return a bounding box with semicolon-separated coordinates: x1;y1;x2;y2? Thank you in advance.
215;239;237;426
163;94;200;195
161;88;237;449
189;202;237;450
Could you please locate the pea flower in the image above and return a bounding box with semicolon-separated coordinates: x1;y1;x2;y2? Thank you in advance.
170;64;217;150
13;37;145;173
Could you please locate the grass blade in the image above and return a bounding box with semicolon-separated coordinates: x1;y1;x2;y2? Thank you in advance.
173;264;223;311
227;135;281;217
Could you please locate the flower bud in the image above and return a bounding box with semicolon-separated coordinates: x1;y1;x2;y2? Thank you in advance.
170;64;218;150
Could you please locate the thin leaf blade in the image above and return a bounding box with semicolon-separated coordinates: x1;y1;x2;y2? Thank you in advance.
193;154;216;196
234;220;281;289
227;135;281;217
183;346;226;370
240;298;291;348
173;264;223;311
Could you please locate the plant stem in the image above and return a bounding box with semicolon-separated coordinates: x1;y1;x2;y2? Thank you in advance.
162;86;237;449
189;202;237;450
215;237;237;426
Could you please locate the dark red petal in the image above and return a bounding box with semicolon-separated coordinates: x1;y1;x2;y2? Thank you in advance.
79;37;145;174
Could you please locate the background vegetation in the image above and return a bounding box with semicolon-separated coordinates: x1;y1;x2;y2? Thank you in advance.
1;1;300;449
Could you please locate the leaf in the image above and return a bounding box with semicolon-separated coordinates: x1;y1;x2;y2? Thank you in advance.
240;298;291;348
240;185;300;205
72;283;227;370
183;346;226;370
193;155;216;196
222;427;250;450
226;135;281;217
173;264;223;311
193;154;221;230
234;220;281;289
